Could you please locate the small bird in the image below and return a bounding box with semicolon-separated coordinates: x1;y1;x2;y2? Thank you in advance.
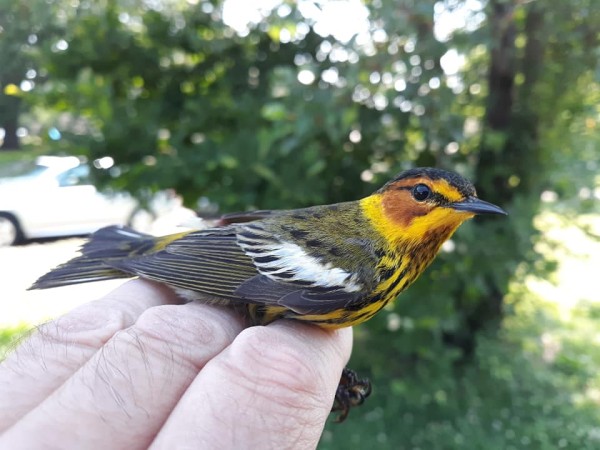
31;167;506;421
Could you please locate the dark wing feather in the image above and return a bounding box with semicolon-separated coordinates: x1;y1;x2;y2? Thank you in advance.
109;223;365;314
235;275;362;314
31;226;156;289
108;231;258;300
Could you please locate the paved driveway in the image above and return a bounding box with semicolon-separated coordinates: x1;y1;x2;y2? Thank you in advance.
0;238;126;327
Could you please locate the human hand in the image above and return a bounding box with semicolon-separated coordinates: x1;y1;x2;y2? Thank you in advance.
0;280;352;449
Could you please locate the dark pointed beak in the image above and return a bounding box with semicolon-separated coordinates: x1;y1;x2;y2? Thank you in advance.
451;197;508;215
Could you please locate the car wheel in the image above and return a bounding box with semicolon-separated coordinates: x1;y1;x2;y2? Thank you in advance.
128;208;157;234
0;213;23;246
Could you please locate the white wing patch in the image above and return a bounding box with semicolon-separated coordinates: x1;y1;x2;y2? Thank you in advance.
114;228;146;238
238;237;362;293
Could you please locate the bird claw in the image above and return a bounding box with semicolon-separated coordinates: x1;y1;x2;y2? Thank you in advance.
331;367;372;423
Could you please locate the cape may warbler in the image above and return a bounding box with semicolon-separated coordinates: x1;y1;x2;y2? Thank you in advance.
31;167;507;420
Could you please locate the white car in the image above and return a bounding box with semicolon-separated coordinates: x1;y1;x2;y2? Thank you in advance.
0;155;194;246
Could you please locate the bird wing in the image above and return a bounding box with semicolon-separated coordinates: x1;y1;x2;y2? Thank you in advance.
108;230;257;299
108;224;365;314
233;223;365;313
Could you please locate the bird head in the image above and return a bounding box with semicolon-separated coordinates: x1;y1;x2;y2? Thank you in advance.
366;167;506;246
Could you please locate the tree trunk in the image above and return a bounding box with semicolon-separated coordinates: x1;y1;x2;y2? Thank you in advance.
477;0;517;200
470;0;545;331
0;95;21;151
446;1;548;357
467;0;518;333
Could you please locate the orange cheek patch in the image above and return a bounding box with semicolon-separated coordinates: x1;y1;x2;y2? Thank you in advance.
381;189;431;227
383;189;470;242
360;193;470;248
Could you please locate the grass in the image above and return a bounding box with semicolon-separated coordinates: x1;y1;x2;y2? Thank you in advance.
0;326;30;361
0;147;41;164
0;147;45;177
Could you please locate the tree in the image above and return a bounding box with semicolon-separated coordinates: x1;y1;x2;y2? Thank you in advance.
0;0;62;150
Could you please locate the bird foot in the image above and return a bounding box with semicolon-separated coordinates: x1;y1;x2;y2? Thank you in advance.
331;367;372;422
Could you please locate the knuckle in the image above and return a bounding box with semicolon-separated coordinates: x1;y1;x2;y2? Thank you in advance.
225;326;327;414
133;304;212;346
38;305;131;351
130;304;241;371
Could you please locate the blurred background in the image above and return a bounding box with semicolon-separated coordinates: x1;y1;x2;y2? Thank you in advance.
1;0;599;447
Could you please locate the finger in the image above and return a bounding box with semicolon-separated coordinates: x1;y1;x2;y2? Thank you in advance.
151;322;353;450
0;301;245;450
0;279;180;431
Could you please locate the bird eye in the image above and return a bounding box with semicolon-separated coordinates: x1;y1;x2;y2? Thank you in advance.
412;184;431;201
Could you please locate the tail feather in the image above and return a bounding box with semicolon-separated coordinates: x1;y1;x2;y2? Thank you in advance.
30;226;154;290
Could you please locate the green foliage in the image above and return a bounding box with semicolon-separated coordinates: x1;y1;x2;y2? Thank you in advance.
0;0;64;149
320;291;600;449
